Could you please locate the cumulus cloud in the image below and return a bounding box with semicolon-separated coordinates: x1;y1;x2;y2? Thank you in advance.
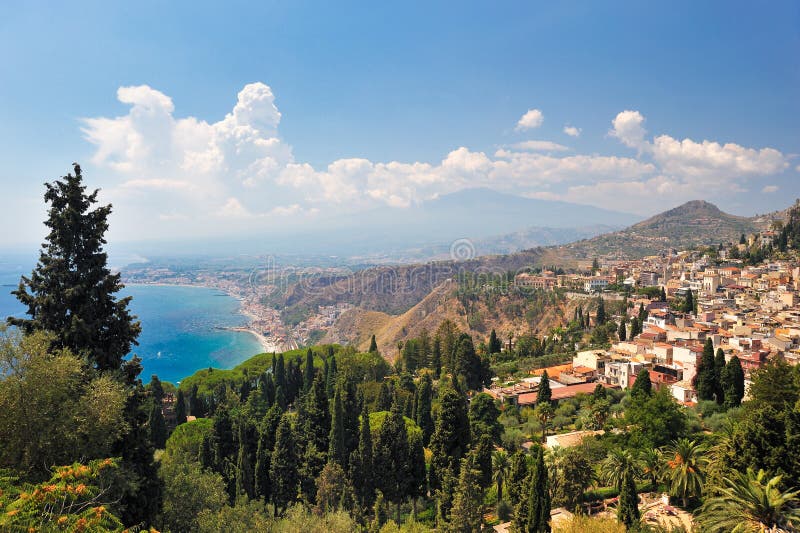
511;140;569;152
81;85;791;238
610;110;647;150
515;109;544;131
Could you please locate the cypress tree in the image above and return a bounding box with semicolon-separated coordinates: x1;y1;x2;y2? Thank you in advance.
376;380;393;411
714;348;727;405
304;348;315;392
408;430;427;514
341;377;361;459
507;451;529;509
638;302;647;323
697;338;717;401
148;401;167;449
329;385;346;465
596;297;607;325
9;164;141;371
274;354;286;391
189;383;201;417
326;355;338;399
369;334;378;353
430;387;470;491
489;329;502;354
374;399;411;519
618;318;627;341
352;402;375;509
631;368;652;398
254;404;282;501
234;415;257;499
432;337;442;376
721;355;745;408
682;289;694;314
660;286;667;302
150;375;165;403
515;446;550;533
473;434;493;489
536;371;552;405
617;467;640;529
448;453;485;532
270;414;299;517
415;374;434;445
175;389;187;425
298;371;330;455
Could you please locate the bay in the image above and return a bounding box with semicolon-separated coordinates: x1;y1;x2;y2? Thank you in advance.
0;262;265;384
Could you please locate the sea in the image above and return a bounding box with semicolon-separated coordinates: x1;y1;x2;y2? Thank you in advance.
0;257;265;384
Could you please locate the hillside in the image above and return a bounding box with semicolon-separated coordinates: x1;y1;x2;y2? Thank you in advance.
556;200;769;261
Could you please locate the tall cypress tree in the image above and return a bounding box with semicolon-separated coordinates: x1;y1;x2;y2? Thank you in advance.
9;164;141;372
189;383;201;417
617;467;640;529
326;355;338;399
329;385;346;465
489;329;502;354
631;368;652;398
536;371;552;405
270;414;299;517
714;348;727;405
415;374;434;445
618;318;627;341
369;334;379;353
507;451;529;510
352;402;375;509
515;447;550;533
174;389;187;425
448;452;485;532
596;297;607;325
430;387;470;491
304;348;315;392
374;399;411;519
721;355;745;408
254;404;282;501
432;337;442;376
234;415;257;499
697;338;717;401
148;401;167;449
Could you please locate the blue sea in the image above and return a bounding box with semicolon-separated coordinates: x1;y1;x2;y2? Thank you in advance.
0;259;264;384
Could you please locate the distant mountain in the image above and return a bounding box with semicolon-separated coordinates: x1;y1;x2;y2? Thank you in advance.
556;200;770;261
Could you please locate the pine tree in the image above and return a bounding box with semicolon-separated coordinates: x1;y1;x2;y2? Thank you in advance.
148;401;167;449
489;329;502;354
10;164;141;371
721;355;745;408
714;348;727;405
270;414;299;517
369;334;378;353
618;318;627;341
415;374;434;445
537;371;552;405
631;368;652;398
617;467;640;529
175;389;187;425
697;338;717;401
304;349;315;392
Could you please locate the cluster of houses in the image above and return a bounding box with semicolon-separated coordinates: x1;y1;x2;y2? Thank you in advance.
496;242;800;406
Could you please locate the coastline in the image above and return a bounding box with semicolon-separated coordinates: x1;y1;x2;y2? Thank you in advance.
227;326;284;353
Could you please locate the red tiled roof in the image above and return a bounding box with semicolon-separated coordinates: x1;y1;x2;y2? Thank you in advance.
518;382;617;405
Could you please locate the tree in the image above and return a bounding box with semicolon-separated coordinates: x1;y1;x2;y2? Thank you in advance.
328;385;346;466
600;449;641;493
408;430;427;517
617;318;627;342
748;359;800;411
369;334;378;353
537;371;552;405
625;387;687;448
492;450;511;502
489;329;502;354
549;447;594;511
663;438;707;507
315;462;353;515
720;355;745;408
697;469;800;533
660;286;667;302
352;402;375;509
304;349;315;392
697;338;717;402
714;348;727;405
453;333;491;391
468;392;502;445
254;404;282;501
373;400;411;519
448;453;485;532
9;164;141;372
175;389;187;426
149;401;167;449
617;467;640;529
630;368;652;399
270;414;299;516
682;289;694;314
534;403;554;443
507;451;530;509
430;387;470;491
516;446;551;533
414;374;434;445
596;298;607;325
160;451;228;533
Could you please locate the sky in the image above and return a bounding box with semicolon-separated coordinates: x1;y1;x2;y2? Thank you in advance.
0;1;798;247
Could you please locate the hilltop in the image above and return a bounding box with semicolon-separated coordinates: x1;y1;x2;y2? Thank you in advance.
555;200;769;262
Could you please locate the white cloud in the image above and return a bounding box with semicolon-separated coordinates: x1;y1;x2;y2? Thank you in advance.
511;140;569;152
762;185;779;193
515;109;543;131
610;110;647;150
81;86;791;239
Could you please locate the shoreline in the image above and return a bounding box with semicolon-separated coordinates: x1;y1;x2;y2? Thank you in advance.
226;326;284;353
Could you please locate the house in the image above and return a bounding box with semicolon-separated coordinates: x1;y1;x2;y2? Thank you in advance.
573;350;610;371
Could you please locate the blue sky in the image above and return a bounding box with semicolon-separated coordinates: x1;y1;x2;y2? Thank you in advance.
0;1;798;246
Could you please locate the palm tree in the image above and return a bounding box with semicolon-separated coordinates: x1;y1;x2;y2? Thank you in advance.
662;438;707;507
697;469;800;532
492;450;511;502
639;448;662;490
600;449;641;491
